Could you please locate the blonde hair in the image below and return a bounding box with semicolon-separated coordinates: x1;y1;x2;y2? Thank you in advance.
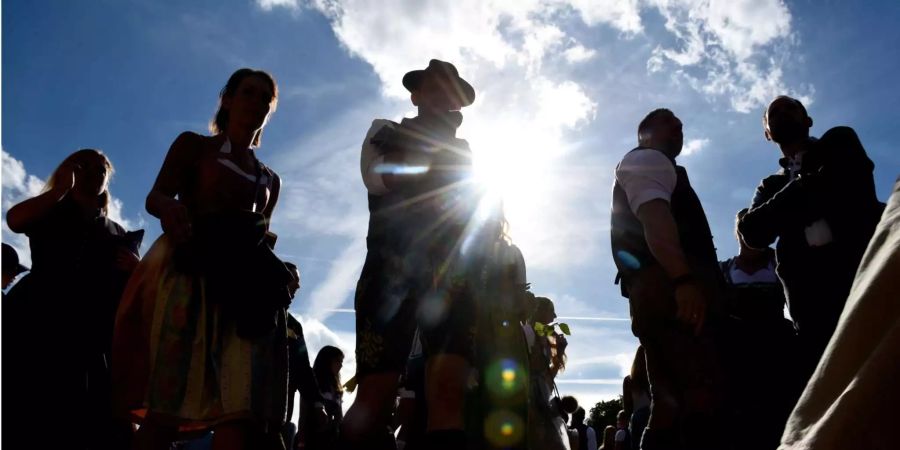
43;149;114;215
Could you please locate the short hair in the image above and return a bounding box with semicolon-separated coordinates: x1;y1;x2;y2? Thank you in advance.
638;108;673;142
763;95;808;124
560;395;579;414
210;68;278;147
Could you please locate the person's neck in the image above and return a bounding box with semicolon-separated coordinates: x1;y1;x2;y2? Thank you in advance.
778;137;812;159
414;109;462;137
70;189;102;217
644;142;675;160
227;129;255;153
735;249;771;274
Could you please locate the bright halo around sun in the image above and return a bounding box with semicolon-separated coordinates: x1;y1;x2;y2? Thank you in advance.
465;117;563;244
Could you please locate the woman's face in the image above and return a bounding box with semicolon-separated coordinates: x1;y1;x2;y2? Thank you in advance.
331;356;344;376
224;75;275;136
73;154;110;197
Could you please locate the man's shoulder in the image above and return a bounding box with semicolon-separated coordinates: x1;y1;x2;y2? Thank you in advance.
616;148;675;178
365;119;399;139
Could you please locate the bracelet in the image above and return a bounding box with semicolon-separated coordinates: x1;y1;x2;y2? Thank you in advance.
671;273;695;288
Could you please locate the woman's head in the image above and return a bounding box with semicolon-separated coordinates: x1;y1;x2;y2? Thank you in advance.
210;68;278;147
313;345;345;393
44;149;114;214
532;296;557;325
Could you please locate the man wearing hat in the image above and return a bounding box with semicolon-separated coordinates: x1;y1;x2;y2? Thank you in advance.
342;60;478;450
2;243;28;291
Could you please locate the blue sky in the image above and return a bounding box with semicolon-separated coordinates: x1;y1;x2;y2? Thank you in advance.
4;0;900;411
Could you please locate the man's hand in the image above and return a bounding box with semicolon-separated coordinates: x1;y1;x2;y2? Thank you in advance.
674;281;707;336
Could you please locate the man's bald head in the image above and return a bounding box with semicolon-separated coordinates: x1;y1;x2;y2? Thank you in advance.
638;108;684;157
764;95;812;145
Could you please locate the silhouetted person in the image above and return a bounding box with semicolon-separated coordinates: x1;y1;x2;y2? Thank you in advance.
467;201;531;450
301;346;345;449
112;68;293;450
4;149;141;449
283;262;326;450
1;243;27;292
623;346;650;450
599;425;616;450
569;407;595;450
610;109;725;449
614;410;631;450
738;96;883;382
779;177;900;449
526;301;572;450
342;59;478;450
720;208;798;450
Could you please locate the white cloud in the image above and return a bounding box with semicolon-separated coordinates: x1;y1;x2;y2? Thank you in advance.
646;0;811;112
566;0;643;34
681;137;710;156
563;44;597;63
257;0;301;11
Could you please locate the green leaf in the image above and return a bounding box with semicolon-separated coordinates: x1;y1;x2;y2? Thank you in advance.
559;323;571;336
533;322;546;334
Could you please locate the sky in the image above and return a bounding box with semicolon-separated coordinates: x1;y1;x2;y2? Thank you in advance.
3;0;900;415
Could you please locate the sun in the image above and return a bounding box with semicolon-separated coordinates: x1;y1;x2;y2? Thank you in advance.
464;118;563;243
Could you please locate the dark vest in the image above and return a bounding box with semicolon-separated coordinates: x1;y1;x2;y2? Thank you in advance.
610;147;719;291
364;117;472;265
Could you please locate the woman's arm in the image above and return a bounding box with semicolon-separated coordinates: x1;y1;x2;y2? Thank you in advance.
146;132;200;243
6;162;75;233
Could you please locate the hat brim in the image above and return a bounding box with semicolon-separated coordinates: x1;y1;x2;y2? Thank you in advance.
16;264;28;275
402;70;475;107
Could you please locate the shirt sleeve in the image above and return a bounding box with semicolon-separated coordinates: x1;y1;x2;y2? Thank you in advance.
615;429;627;442
615;149;677;216
360;119;395;195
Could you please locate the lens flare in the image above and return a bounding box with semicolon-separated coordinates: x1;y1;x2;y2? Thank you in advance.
485;410;525;447
485;358;525;398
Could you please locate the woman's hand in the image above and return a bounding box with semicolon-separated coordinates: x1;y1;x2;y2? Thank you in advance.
160;200;192;244
51;161;78;195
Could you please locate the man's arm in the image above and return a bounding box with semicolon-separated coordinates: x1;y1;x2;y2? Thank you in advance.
738;173;815;249
636;200;706;334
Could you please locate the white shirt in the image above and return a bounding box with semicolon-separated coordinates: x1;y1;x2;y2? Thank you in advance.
615;149;677;215
729;260;778;285
360;119;395;195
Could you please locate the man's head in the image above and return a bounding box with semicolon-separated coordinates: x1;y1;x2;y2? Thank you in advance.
572;407;586;425
403;60;475;114
285;262;300;299
764;96;812;146
617;410;628;429
2;243;27;290
638;108;683;158
560;395;579;415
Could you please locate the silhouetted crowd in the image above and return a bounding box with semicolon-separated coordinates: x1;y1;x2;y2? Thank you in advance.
2;60;898;450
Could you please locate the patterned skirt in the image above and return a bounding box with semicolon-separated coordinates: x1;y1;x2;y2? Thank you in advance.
112;234;288;435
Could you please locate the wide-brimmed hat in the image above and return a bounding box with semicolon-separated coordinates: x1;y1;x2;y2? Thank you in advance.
402;59;476;107
2;243;28;276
